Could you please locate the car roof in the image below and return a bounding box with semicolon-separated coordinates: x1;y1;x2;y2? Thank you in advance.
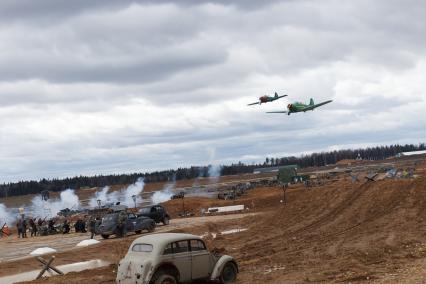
140;204;163;209
131;233;201;248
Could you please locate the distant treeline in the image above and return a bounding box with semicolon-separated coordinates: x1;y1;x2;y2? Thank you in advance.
0;143;424;198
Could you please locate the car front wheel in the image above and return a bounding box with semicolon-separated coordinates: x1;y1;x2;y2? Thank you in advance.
154;274;177;284
220;262;237;283
162;216;170;225
148;222;156;232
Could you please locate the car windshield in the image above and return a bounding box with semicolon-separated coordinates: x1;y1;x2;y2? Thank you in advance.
132;243;153;252
139;207;151;214
102;214;117;222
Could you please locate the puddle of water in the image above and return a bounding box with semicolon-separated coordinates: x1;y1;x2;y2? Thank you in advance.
0;259;110;284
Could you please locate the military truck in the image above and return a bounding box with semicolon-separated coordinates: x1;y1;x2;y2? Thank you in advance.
138;205;171;225
98;211;156;239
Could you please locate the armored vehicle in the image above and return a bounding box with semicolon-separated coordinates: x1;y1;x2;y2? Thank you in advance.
116;233;238;284
98;211;156;239
139;205;171;225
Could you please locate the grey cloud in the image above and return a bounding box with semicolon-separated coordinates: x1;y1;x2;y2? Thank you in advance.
0;0;426;182
0;0;135;23
0;43;227;84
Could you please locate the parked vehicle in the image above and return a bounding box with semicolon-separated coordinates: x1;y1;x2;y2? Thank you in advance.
98;211;156;239
170;191;185;199
116;233;238;284
139;205;171;225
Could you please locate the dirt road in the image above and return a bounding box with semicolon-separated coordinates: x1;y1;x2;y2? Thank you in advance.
0;212;257;263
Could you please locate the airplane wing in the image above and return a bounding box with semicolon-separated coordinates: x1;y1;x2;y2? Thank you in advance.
266;111;288;114
305;100;333;111
247;102;260;106
276;95;288;99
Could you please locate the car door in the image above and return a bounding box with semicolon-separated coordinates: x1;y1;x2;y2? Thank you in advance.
126;213;136;231
155;206;164;220
171;240;192;282
190;239;211;279
150;206;159;222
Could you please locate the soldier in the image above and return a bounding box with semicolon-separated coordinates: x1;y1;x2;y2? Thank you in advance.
22;219;27;238
118;210;128;237
74;219;80;232
63;219;70;234
29;218;37;237
89;215;96;239
16;219;23;238
48;219;55;234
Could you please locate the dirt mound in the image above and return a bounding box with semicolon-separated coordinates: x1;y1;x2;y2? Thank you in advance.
206;174;426;283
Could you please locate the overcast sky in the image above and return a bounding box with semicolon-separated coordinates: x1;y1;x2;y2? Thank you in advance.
0;0;425;182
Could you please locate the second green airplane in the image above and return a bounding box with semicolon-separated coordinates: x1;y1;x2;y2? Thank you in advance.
267;98;333;115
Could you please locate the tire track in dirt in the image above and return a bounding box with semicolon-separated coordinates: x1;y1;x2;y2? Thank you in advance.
322;181;414;239
237;183;370;261
288;182;371;237
239;181;407;266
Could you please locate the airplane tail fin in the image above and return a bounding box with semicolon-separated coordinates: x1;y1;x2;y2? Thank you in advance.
275;92;278;98
309;98;314;106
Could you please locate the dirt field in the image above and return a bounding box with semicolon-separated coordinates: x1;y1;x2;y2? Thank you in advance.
1;156;426;283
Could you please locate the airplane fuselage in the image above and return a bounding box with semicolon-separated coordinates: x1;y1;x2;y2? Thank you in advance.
287;102;309;113
259;96;269;103
259;95;278;104
247;93;286;106
266;98;332;115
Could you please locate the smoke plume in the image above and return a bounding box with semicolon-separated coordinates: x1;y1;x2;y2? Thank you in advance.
151;183;175;204
208;164;222;183
89;186;119;208
122;178;145;207
29;188;80;218
0;203;17;225
89;178;145;208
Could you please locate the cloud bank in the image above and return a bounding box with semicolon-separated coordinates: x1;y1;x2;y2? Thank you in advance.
0;0;425;182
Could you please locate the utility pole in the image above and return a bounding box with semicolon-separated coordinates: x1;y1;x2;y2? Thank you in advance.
132;195;137;209
281;183;288;205
182;196;185;217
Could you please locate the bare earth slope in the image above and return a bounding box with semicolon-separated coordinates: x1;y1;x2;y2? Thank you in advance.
1;159;426;283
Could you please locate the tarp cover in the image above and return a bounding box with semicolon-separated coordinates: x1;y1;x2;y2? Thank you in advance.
30;247;57;256
76;239;100;247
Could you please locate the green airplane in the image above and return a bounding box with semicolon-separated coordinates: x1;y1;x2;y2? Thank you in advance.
247;92;287;106
267;98;333;115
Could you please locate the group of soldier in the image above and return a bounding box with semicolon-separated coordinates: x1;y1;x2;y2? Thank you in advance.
16;217;51;238
14;215;99;238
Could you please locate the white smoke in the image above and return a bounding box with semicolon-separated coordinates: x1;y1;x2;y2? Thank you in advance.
0;203;17;225
208;164;221;177
208;164;222;183
122;178;145;207
88;178;145;208
29;189;80;218
89;186;119;208
151;182;175;204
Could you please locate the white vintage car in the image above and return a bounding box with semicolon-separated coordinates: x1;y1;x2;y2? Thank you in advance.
116;233;238;284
